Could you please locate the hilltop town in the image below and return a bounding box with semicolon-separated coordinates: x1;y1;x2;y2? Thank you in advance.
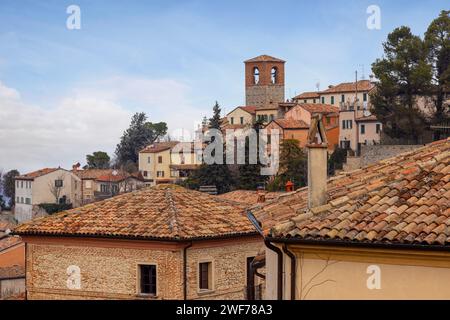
0;8;449;301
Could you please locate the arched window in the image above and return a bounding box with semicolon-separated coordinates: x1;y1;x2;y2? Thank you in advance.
253;67;260;84
271;67;277;84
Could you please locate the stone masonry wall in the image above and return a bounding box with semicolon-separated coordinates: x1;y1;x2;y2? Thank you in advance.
360;144;423;167
26;237;265;300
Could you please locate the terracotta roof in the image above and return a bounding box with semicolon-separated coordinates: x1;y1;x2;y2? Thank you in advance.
293;92;321;100
96;171;143;182
218;190;283;205
74;169;117;180
0;265;25;280
322;80;375;94
273;119;309;129
140;141;180;154
0;236;22;252
298;103;339;114
244;55;285;63
0;221;15;232
240;106;257;114
249;138;450;248
14;184;257;241
16;168;59;180
356;114;379;122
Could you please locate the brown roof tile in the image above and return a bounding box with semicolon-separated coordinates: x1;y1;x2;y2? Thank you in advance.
14;185;257;240
293;92;321;100
244;55;285;63
0;265;25;280
298;103;339;114
249;138;450;248
16;168;59;180
322;80;375;94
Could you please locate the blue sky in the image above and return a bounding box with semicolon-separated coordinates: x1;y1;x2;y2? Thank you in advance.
0;0;447;172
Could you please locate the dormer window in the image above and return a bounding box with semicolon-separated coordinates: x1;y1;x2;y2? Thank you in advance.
253;67;260;84
271;67;277;84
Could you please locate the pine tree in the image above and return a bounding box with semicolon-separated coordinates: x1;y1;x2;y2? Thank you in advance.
371;26;432;142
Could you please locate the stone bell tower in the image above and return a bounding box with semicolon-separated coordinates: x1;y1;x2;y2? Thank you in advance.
244;55;285;108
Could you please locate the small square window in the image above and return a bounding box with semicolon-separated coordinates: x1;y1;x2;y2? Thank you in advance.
55;180;63;188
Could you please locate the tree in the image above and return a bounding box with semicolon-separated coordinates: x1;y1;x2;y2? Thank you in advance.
187;102;234;194
267;139;307;191
237;120;268;190
86;151;111;169
115;112;167;165
209;101;222;129
328;147;347;175
371;26;433;142
425;10;450;132
2;169;19;207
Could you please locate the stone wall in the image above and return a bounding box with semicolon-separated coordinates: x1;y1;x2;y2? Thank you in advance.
25;237;265;300
343;144;423;171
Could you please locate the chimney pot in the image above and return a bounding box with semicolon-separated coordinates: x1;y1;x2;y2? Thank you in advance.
285;180;294;192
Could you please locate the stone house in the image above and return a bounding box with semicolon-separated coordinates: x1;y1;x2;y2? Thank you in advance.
138;142;201;187
14;184;265;300
247;122;450;300
73;168;145;204
14;168;81;223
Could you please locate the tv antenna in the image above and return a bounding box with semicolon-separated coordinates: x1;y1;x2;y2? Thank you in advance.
358;64;365;80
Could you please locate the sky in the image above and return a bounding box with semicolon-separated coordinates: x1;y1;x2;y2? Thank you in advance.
0;0;447;173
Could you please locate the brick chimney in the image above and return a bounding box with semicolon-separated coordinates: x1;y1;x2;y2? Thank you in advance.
256;186;266;203
306;115;328;208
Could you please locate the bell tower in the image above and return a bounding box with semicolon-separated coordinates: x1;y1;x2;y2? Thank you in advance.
244;55;285;108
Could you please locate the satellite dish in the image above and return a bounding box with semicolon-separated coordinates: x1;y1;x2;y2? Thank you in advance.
112;170;118;176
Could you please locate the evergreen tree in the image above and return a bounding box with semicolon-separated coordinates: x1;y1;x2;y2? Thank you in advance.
209;101;222;130
86;151;111;169
267;139;307;191
237;120;268;190
425;10;450;133
115;113;167;165
371;26;432;142
2;169;19;207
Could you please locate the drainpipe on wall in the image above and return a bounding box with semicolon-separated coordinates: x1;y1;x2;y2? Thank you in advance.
282;243;296;300
264;239;283;300
183;241;193;300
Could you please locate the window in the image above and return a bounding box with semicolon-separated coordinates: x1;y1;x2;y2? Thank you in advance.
342;120;346;129
143;171;148;177
21;197;24;204
240;117;244;124
321;97;325;104
341;94;345;102
267;134;271;145
313;99;316;104
363;93;368;102
304;99;307;103
253;67;260;84
360;124;366;134
376;123;381;134
230;117;234;125
157;171;165;178
199;262;212;290
331;96;335;105
16;196;19;203
85;180;92;189
21;181;23;188
139;265;157;295
55;180;63;188
16;181;19;188
269;114;274;121
111;185;119;194
270;67;277;84
326;117;330;125
25;198;31;205
100;184;110;193
147;156;151;164
349;120;353;129
158;156;163;164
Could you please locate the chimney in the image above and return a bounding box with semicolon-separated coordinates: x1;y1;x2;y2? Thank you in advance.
72;162;81;171
306;115;328;208
256;186;266;203
285;180;294;192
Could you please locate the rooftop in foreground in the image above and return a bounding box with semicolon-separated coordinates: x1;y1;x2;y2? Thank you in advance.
14;184;257;241
250;138;450;248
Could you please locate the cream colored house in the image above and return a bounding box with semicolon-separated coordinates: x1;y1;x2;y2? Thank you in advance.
139;142;200;186
248;125;450;300
14;168;81;223
225;106;256;128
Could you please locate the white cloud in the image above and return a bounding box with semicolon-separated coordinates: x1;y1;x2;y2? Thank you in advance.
0;77;202;173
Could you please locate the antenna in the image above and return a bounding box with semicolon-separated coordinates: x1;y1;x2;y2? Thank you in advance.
315;81;320;92
358;64;365;80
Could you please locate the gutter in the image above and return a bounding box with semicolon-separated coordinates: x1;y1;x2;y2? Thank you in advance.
247;209;283;300
282;243;296;300
183;241;192;300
